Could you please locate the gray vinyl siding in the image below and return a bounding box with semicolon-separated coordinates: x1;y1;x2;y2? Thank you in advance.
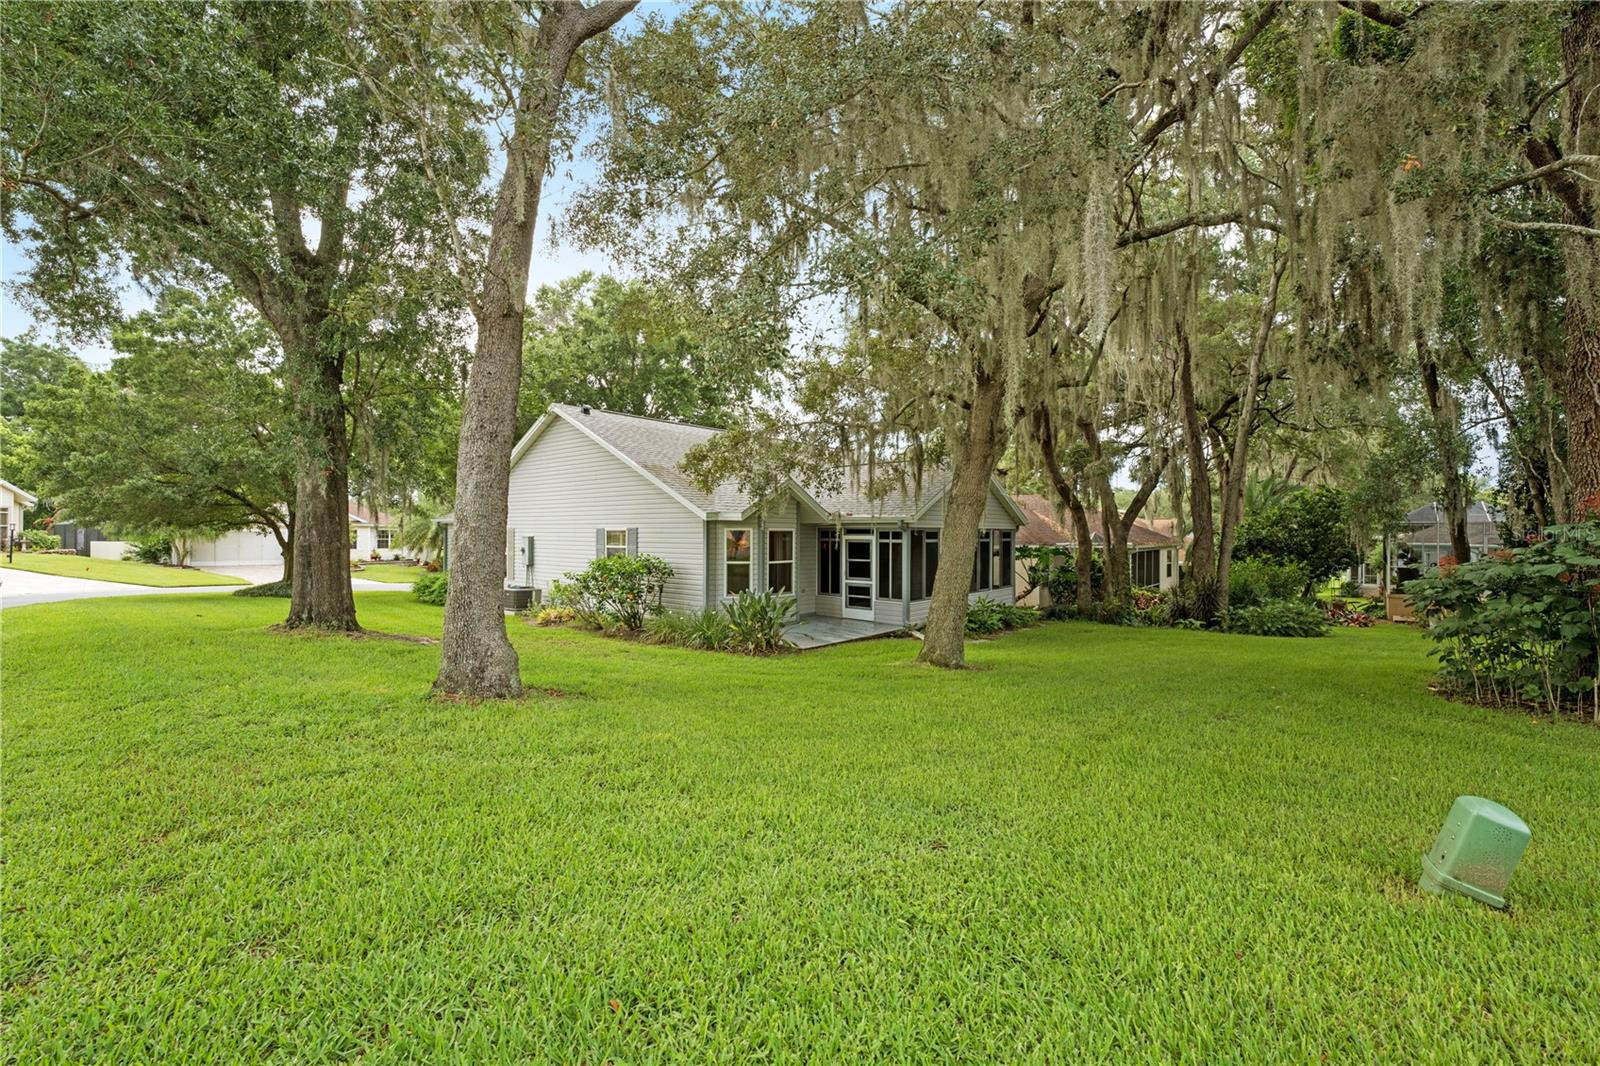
913;483;1017;530
506;417;706;612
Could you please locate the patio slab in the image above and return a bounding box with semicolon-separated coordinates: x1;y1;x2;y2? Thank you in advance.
786;615;904;650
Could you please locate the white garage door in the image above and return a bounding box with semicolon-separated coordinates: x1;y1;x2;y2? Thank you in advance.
189;529;284;565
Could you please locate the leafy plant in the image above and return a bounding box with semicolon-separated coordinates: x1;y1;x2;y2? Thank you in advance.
412;572;448;606
559;554;675;631
964;599;1041;634
1130;589;1171;627
722;590;795;653
533;606;576;626
1222;600;1331;638
1407;513;1600;719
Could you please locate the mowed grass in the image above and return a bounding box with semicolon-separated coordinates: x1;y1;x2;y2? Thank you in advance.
0;553;246;586
4;594;1597;1063
353;563;430;584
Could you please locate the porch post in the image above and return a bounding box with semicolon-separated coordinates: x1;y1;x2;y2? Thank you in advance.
901;521;911;626
755;516;765;594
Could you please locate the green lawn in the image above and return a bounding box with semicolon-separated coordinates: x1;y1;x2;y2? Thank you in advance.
0;553;247;586
353;563;429;583
4;595;1597;1062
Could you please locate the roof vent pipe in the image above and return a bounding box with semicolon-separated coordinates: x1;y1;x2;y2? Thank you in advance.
580;404;591;414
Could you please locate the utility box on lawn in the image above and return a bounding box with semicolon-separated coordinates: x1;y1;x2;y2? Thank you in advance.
1420;795;1529;909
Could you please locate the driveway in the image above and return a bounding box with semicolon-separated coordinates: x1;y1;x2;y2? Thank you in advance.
2;564;399;610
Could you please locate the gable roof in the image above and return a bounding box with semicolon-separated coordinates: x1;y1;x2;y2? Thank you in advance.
0;479;37;509
348;500;395;527
1012;493;1180;549
510;404;1025;525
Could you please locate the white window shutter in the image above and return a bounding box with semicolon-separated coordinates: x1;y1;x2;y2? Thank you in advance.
595;528;605;559
626;528;639;556
505;527;515;585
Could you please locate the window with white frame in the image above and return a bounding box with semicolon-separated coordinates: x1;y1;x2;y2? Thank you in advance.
767;529;794;592
725;528;752;594
376;527;393;549
604;529;628;557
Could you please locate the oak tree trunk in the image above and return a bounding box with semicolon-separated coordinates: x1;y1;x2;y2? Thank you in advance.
1418;339;1475;561
434;136;551;699
434;2;636;697
918;370;1005;668
1177;325;1219;616
1069;500;1094;615
283;345;357;630
1560;3;1600;509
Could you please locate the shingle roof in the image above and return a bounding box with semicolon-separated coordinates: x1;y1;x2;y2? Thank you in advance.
546;404;969;520
1401;501;1503;550
1404;501;1500;528
1012;493;1179;549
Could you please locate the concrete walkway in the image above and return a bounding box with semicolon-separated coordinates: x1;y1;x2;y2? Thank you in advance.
1;563;397;610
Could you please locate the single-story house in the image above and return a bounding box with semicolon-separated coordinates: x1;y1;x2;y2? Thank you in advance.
1347;500;1505;590
1011;492;1180;605
463;403;1025;625
182;500;404;566
1399;501;1502;567
0;479;38;548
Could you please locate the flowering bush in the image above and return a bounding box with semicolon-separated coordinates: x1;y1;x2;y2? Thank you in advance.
1407;515;1600;720
560;553;674;631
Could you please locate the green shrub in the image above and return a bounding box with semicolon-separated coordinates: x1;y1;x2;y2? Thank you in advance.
233;580;291;598
559;554;674;631
964;598;1040;635
1234;486;1359;589
412;572;448;606
123;535;174;565
641;608;733;650
1228;557;1311;609
21;529;62;551
1222;600;1330;638
1406;515;1600;718
723;589;795;653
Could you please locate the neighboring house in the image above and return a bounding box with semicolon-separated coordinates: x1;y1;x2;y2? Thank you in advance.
1399;501;1502;567
1347;500;1504;591
182;500;402;566
1011;493;1180;606
474;403;1025;624
0;479;38;548
348;501;399;559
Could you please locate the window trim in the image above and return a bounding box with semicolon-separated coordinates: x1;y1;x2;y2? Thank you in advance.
376;527;393;550
724;527;753;596
604;528;628;558
766;527;795;593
